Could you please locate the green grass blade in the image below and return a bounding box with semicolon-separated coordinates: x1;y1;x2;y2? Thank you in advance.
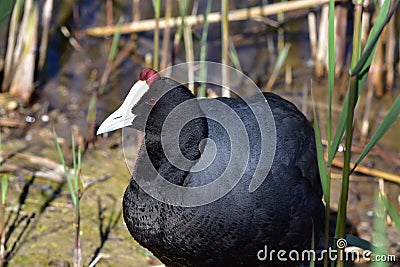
71;132;77;189
152;0;161;70
108;21;121;62
350;0;396;76
179;0;194;92
151;0;161;20
228;37;242;72
87;92;97;125
77;146;81;191
53;129;77;206
313;107;328;198
327;83;362;164
328;96;347;164
198;0;212;97
380;194;400;232
264;43;291;91
327;0;335;157
1;176;8;205
352;95;400;172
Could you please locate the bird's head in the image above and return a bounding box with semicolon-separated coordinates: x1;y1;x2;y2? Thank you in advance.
97;68;196;134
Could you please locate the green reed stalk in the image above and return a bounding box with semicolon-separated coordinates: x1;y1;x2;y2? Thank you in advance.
152;0;160;70
221;0;230;97
199;0;212;98
335;5;363;266
314;0;398;265
178;0;194;93
54;130;82;267
322;0;335;265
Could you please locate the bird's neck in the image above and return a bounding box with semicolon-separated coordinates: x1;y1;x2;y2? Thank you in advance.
143;87;207;184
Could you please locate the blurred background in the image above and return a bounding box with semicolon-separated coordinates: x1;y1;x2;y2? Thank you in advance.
0;0;399;266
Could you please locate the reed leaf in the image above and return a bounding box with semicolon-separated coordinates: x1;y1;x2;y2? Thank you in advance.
72;132;77;190
327;0;335;156
179;0;194;92
312;105;328;198
328;87;356;164
160;0;172;70
350;0;397;77
264;43;290;92
152;0;161;70
71;132;82;193
325;3;335;263
312;86;331;266
380;194;400;232
108;20;121;62
53;129;77;206
86;92;97;125
221;0;230;97
351;95;400;172
99;21;121;94
228;37;242;72
77;145;82;192
198;0;213;97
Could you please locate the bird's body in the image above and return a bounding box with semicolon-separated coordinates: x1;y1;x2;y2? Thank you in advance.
97;68;325;267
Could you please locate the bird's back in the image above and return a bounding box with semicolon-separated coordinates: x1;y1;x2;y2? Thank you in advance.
123;92;324;266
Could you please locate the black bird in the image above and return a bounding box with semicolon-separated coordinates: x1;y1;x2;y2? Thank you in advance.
97;68;325;267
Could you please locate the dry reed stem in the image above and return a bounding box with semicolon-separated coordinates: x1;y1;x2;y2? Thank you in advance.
315;4;328;77
369;32;384;97
86;0;337;36
361;7;370;46
131;0;141;46
38;0;53;70
334;5;347;77
385;13;395;90
180;1;195;93
104;0;114;51
2;0;22;91
360;86;374;137
9;0;37;104
330;158;400;184
1;152;110;187
308;12;317;60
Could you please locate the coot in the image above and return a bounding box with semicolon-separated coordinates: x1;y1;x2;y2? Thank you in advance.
97;68;324;266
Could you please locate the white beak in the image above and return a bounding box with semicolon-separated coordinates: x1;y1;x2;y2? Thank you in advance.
97;80;149;135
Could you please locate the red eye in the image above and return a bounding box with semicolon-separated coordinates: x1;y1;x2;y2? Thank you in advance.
147;97;157;105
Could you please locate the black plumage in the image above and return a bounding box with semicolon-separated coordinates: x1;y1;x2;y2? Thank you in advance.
115;71;325;267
